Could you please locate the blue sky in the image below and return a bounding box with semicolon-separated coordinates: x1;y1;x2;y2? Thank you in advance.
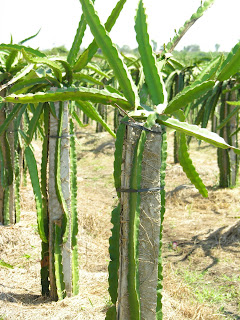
1;0;239;52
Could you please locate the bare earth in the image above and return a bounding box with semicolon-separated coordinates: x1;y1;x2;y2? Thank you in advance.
0;126;239;319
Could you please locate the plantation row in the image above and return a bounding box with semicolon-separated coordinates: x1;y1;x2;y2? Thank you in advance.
0;0;240;319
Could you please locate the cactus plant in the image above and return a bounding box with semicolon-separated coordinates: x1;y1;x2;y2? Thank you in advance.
1;0;240;316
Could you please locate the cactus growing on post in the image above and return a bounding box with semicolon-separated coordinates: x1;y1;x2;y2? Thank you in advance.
0;42;46;224
69;118;79;296
48;97;72;299
24;98;80;299
107;115;164;320
0;95;15;224
1;0;240;314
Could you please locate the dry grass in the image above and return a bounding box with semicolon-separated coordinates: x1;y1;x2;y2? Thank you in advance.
163;263;222;320
0;127;239;319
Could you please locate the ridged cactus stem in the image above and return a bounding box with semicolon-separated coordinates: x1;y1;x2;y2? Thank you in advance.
48;94;72;300
0;90;6;223
14;120;21;224
117;123;138;319
117;119;162;320
0;89;15;225
6;102;15;224
40;105;50;296
218;86;239;188
70;119;79;296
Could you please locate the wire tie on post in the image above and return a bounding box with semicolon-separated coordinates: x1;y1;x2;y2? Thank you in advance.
121;120;162;135
116;186;164;193
49;133;75;139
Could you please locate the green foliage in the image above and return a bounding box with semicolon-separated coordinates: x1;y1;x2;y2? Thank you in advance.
165;0;215;52
0;259;14;269
9;77;60;94
41;241;50;296
4;87;133;111
164;80;215;114
73;49;90;72
0;43;46;58
135;0;165;106
19;29;41;45
194;55;223;84
25;146;47;243
217;41;240;81
0;103;23;136
108;204;121;311
113;117;127;197
217;91;239;188
4;133;13;186
79;0;139;108
54;102;69;244
201;84;221;128
173;42;240;188
3;187;10;225
73;0;127;71
157;116;240;155
0;146;6;189
0;0;240;311
128;114;158;319
216;105;240;131
67;14;87;66
75;100;116;138
0;136;11;193
70;119;79;296
54;223;66;300
22;50;63;82
0;64;35;92
57;59;73;86
71;110;87;128
178;268;240;310
14;150;21;223
43;46;68;56
217;147;230;188
107;117;129;317
156;126;167;319
105;306;117;320
5;50;18;72
127;132;142;320
178;133;208;197
40;105;49;229
40;106;50;296
26;103;44;145
72;73;104;86
227;101;240;106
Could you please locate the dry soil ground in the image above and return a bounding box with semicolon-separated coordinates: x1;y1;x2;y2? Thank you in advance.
0;125;239;319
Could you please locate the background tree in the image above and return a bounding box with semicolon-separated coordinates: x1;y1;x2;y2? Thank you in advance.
183;44;201;52
215;43;220;52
